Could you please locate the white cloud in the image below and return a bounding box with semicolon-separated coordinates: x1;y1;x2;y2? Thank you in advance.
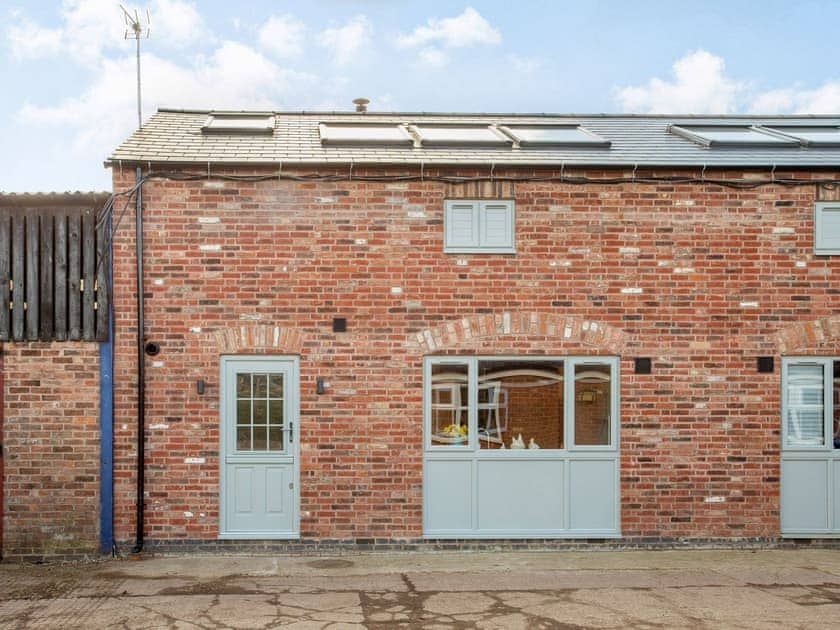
397;7;501;49
615;50;743;114
318;15;372;66
18;42;316;157
258;14;307;59
417;47;447;68
5;0;210;64
615;49;840;115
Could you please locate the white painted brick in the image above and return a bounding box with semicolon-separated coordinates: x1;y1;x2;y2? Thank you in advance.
772;227;795;234
199;244;221;252
621;287;643;294
740;301;759;308
198;217;220;224
184;457;205;464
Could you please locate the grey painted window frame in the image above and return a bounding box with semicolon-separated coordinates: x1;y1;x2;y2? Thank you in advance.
423;356;620;452
443;199;516;254
815;201;840;255
781;357;834;452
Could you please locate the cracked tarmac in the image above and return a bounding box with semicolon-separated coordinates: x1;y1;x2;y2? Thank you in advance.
1;549;840;628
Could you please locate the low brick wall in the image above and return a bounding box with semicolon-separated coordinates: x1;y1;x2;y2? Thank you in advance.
1;343;100;560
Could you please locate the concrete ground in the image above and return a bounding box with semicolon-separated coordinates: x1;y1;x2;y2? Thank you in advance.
1;549;840;628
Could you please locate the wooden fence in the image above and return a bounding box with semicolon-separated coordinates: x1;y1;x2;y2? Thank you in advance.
0;193;111;342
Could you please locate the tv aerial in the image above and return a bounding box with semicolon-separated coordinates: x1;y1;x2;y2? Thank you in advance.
120;5;151;128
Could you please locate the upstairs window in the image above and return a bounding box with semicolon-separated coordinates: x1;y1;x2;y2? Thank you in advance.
444;200;515;254
815;202;840;255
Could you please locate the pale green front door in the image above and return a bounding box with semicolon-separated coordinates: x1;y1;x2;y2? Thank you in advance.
220;356;299;538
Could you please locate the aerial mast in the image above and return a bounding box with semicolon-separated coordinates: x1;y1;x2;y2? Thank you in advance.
121;5;150;128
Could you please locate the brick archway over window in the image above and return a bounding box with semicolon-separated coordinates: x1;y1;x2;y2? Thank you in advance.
211;325;305;355
407;312;627;354
775;316;840;353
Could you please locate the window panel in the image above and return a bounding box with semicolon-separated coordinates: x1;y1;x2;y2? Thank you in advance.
268;374;284;398
785;362;827;447
253;374;268;398
574;364;612;446
236;426;251;451
253;400;268;424
268;426;284;451
236;400;251;424
430;362;470;447
477;360;564;450
444;200;515;253
815;202;840;255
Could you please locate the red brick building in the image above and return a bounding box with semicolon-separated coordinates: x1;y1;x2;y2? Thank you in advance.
10;110;840;557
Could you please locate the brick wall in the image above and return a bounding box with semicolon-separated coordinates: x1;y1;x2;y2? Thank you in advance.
111;166;840;543
1;343;100;559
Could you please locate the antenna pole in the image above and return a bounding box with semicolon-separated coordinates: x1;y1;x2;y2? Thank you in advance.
135;31;142;128
121;6;149;129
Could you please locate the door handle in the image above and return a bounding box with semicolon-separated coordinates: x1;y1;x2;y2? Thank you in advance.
288;421;293;443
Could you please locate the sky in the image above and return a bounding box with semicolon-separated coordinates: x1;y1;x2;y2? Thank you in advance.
1;0;839;192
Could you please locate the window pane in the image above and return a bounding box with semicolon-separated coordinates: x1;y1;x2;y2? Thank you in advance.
269;374;284;398
574;364;612;446
252;425;268;451
430;363;469;446
253;400;268;424
268;426;284;451
236;373;250;397
786;363;826;447
269;400;284;425
478;359;564;450
253;374;268;398
236;400;251;424
236;426;251;451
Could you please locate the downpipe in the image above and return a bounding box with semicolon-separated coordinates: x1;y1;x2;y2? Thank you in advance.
132;166;145;555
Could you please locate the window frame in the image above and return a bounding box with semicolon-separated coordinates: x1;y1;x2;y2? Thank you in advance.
443;199;516;254
781;357;835;451
815;201;840;255
423;355;619;452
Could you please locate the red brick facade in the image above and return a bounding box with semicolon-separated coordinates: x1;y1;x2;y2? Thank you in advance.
1;343;100;559
110;165;840;545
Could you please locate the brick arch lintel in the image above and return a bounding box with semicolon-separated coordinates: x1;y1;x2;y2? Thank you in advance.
407;312;627;354
211;325;305;355
775;315;840;353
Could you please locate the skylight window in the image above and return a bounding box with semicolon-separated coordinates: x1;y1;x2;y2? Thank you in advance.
499;125;610;147
766;126;840;147
202;114;274;134
319;123;413;146
669;125;799;147
411;124;512;147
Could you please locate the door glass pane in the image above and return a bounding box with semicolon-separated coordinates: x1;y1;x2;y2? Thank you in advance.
236;400;251;424
269;374;284;398
252;425;268;450
787;363;826;447
269;400;284;424
236;373;250;397
268;426;284;451
236;426;251;450
430;363;469;446
574;363;612;446
253;400;268;424
253;374;268;397
477;359;564;449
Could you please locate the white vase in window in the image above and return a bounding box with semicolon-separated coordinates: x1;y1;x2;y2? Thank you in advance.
510;434;525;449
528;438;540;449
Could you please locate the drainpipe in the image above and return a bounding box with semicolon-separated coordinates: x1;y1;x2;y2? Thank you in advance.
132;166;145;554
99;208;114;555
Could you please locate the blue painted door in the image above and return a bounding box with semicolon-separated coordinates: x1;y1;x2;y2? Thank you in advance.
220;357;299;538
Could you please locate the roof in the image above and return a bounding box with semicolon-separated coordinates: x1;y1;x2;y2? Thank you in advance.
108;109;840;169
0;192;110;209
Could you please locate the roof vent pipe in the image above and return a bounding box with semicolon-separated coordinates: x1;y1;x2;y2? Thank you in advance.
353;98;369;113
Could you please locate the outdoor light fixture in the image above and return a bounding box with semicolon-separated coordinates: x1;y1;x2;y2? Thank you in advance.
316;377;326;394
196;380;205;395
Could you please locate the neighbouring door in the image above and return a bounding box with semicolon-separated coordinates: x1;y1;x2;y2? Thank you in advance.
780;357;840;536
219;356;299;539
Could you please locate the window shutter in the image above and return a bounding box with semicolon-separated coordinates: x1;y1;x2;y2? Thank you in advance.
445;201;480;250
815;202;840;254
481;201;514;250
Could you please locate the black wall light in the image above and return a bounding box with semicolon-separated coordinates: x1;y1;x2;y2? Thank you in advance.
196;380;206;395
316;377;326;394
333;317;347;332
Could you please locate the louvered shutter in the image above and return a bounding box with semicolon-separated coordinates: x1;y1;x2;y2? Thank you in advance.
815;202;840;254
444;201;480;250
480;201;514;250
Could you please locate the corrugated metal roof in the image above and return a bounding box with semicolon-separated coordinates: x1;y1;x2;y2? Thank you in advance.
107;109;840;168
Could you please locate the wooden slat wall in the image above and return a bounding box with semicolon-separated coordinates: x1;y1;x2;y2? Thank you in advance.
0;198;109;342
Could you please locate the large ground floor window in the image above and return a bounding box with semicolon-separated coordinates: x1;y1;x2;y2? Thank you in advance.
781;357;840;536
423;356;620;538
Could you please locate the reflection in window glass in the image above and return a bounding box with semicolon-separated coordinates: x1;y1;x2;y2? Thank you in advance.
786;364;825;447
835;361;840;449
430;363;469;446
477;360;564;449
574;364;612;445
